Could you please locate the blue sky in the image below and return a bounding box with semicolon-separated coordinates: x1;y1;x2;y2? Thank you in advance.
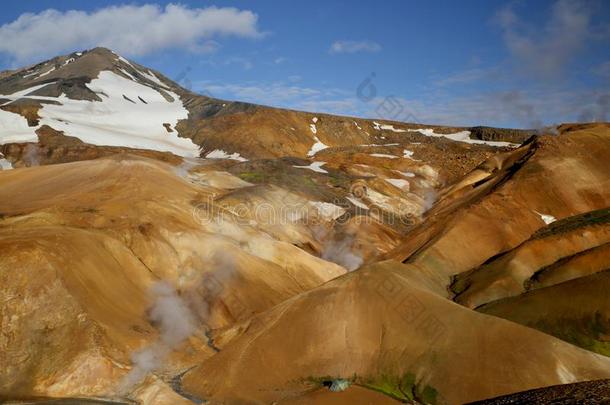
1;0;609;128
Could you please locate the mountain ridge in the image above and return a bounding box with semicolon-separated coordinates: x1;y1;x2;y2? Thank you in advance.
0;47;535;163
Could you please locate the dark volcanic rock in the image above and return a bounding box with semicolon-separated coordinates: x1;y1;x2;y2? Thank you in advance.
32;77;102;101
467;379;610;404
469;126;536;143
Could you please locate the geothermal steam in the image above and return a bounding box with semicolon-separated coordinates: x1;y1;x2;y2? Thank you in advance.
184;251;240;326
23;144;40;166
119;281;195;392
321;231;363;271
119;251;242;393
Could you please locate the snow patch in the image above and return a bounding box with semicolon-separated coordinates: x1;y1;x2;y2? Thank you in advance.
306;117;328;156
205;149;248;162
309;201;345;220
373;121;406;132
346;196;369;210
38;67;56;78
118;68;136;81
380;124;406;132
307;136;328;157
535;211;556;225
116;54;135;69
0;156;13;170
23;70;39;78
139;69;170;89
370;153;398;159
403;149;415;159
366;189;397;212
385;178;410;190
395;170;416;178
293;161;328;173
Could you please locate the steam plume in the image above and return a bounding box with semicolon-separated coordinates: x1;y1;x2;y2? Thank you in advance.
23;144;40;166
184;251;240;325
321;231;363;271
119;281;195;393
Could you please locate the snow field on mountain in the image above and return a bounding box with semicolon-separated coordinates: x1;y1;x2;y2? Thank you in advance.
0;71;200;157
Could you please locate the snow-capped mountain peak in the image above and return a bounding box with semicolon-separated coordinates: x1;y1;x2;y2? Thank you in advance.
0;47;200;157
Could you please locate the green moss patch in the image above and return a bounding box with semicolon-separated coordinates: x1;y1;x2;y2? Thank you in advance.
533;311;610;357
238;171;266;182
305;373;439;404
360;373;438;404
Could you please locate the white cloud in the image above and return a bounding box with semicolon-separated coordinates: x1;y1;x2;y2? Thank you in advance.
432;67;501;87
329;40;381;54
494;0;593;77
195;80;358;115
199;56;254;70
0;4;264;63
200;82;326;103
224;57;254;70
